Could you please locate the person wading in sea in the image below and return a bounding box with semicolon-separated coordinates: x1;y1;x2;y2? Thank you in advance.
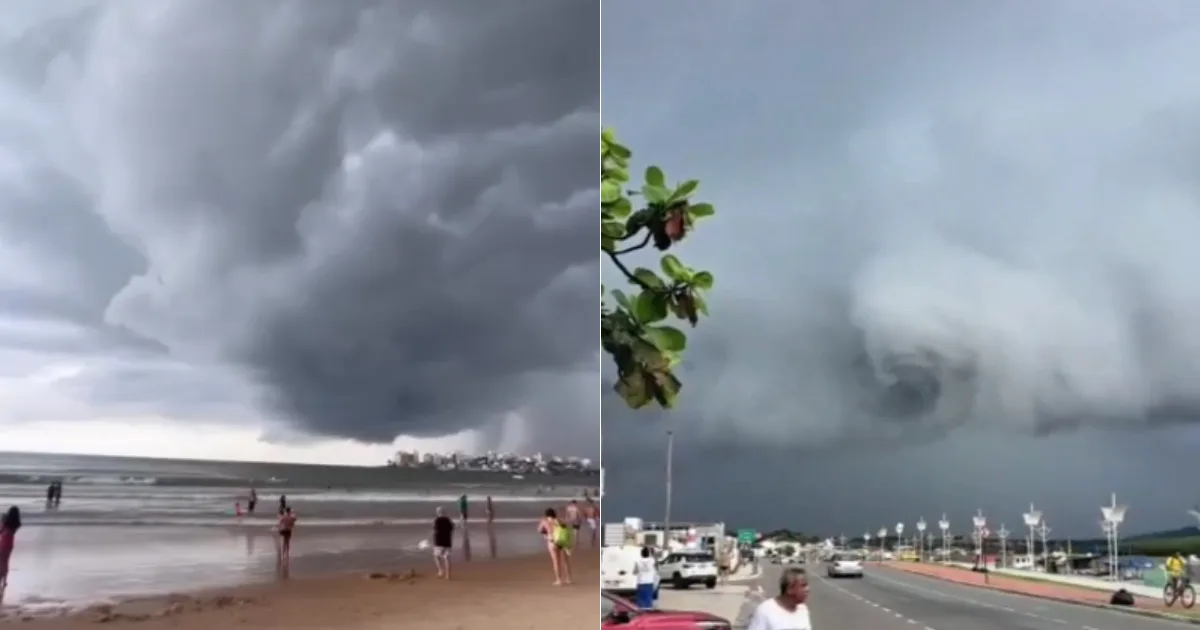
0;506;21;598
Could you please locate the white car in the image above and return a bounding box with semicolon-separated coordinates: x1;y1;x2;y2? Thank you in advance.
659;551;719;589
827;554;864;578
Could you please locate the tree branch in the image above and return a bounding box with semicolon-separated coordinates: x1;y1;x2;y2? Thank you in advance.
606;249;654;292
613;232;652;255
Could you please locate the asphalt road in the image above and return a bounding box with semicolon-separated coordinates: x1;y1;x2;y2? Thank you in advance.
788;563;1199;630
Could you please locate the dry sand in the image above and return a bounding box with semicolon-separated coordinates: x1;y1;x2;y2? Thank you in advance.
2;549;598;629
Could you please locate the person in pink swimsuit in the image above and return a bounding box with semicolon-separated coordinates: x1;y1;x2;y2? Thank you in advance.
0;506;21;596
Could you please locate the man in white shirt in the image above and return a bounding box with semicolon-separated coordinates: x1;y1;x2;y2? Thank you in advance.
746;566;812;630
633;546;659;609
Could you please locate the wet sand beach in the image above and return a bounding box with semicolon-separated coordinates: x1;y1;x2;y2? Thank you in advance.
0;521;555;613
3;547;599;629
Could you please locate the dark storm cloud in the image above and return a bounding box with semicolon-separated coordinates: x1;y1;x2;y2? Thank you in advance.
602;0;1200;534
0;0;599;456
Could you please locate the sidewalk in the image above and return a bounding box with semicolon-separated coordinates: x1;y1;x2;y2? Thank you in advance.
882;562;1193;619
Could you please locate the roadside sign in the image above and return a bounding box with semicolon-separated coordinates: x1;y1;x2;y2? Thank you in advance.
737;529;757;544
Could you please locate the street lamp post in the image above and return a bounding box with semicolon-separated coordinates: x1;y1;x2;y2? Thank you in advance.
863;532;871;556
1022;503;1042;571
1037;521;1052;572
916;518;927;563
938;514;950;561
972;510;987;566
878;527;887;559
997;524;1010;569
895;522;905;559
839;534;847;550
1101;494;1127;582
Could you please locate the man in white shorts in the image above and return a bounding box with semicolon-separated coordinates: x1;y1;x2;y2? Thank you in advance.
746;567;812;630
583;495;599;547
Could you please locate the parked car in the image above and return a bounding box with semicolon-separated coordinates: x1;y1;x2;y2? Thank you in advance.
658;551;719;589
601;591;732;629
827;553;864;578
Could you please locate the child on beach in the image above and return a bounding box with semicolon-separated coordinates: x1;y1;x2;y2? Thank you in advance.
277;507;296;560
0;506;20;596
538;508;573;586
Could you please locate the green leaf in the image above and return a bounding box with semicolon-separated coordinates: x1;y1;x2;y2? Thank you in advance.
633;291;668;323
612;289;634;312
645;166;665;187
642;184;670;204
606;166;629;183
688;203;715;218
601;236;615;252
601;180;621;203
691;271;714;290
645;325;687;352
601;221;626;239
632;267;664;289
652;370;682;408
671;179;699;201
660;254;690;282
609;197;633;219
615;372;651;409
692;293;709;316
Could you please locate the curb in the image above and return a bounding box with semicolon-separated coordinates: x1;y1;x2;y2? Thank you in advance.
883;566;1200;625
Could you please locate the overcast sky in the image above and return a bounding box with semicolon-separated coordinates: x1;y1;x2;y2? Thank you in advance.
0;0;599;465
602;0;1200;537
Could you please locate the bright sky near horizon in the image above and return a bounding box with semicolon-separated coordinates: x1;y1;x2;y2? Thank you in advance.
3;419;477;466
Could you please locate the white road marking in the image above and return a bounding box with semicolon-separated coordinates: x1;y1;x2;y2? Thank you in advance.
818;576;937;630
864;570;1200;629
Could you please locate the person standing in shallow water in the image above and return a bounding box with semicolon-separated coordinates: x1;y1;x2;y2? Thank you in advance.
0;506;21;597
458;494;469;523
485;495;494;524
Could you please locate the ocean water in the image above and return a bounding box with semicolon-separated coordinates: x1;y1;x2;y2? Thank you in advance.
0;452;599;613
0;452;596;526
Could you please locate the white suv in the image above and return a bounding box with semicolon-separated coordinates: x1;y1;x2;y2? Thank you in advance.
658;551;719;589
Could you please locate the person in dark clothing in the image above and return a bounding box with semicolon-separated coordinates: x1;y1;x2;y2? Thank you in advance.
247;488;257;514
432;507;455;580
278;494;288;515
458;494;469;522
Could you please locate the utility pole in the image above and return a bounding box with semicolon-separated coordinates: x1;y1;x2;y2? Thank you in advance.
663;430;674;549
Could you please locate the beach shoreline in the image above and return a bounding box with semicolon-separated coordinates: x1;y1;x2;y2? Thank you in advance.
2;547;599;628
0;520;576;614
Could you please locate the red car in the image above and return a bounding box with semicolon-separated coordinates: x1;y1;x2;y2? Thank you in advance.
601;591;733;629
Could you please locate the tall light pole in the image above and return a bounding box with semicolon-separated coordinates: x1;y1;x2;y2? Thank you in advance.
895;522;905;558
1101;493;1127;582
839;533;847;550
1037;521;1052;572
663;430;674;547
972;510;987;565
997;524;1010;569
916;518;927;562
939;514;950;561
1022;503;1042;570
878;527;887;559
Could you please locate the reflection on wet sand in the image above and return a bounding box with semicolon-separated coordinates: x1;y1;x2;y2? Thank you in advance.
461;527;472;562
3;523;546;609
